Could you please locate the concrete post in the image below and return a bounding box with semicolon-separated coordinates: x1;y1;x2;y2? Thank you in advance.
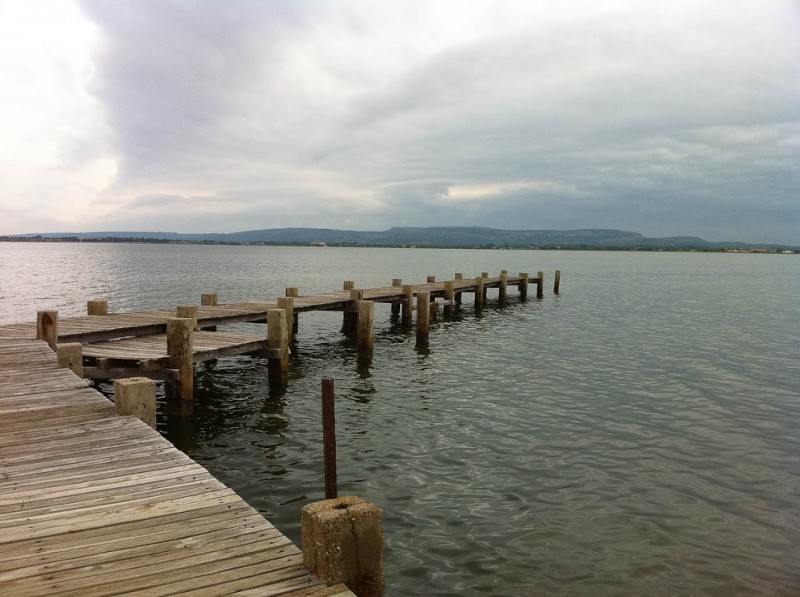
302;496;384;597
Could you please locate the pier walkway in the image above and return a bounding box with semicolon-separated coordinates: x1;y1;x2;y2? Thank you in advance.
0;333;352;596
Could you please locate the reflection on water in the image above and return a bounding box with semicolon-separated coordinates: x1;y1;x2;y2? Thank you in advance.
2;244;799;595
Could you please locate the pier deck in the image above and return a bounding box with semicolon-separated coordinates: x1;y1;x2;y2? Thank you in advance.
0;335;351;596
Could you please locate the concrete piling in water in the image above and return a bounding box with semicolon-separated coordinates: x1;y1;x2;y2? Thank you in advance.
56;342;83;377
267;309;289;385
416;290;431;345
87;300;108;316
167;317;194;402
554;270;562;294
114;377;157;429
36;310;58;350
537;271;545;299
302;496;384;597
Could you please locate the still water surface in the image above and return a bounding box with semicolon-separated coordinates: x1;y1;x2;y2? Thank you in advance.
1;243;798;595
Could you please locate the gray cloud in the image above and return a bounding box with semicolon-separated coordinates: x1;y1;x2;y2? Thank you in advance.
71;0;799;243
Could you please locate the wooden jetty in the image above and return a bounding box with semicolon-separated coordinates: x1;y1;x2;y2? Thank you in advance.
0;332;353;596
2;270;554;404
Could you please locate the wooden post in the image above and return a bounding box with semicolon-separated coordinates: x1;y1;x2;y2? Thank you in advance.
36;310;58;350
443;281;455;316
455;273;463;280
167;318;194;402
416;291;430;345
322;377;337;499
278;297;294;342
391;279;402;316
343;281;355;291
267;309;289;385
176;305;198;331
554;270;562;294
87;300;108;316
401;285;414;325
454;273;463;304
499;273;508;306
357;301;374;353
501;269;508;275
537;271;545;299
302;496;384;597
343;289;363;336
286;287;299;298
481;272;489;278
56;342;83;377
426;275;436;283
114;377;157;429
200;293;218;331
474;277;485;309
519;272;529;301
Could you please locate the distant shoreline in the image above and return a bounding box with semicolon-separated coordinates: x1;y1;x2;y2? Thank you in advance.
1;236;795;254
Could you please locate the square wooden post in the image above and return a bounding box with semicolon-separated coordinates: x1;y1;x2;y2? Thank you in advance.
474;277;485;309
56;342;83;377
554;270;562;294
357;301;374;353
278;296;295;342
499;273;508;306
167;317;194;402
416;291;431;346
87;300;108;316
36;310;58;350
114;377;157;429
267;308;289;385
401;285;414;326
537;271;545;299
518;272;529;301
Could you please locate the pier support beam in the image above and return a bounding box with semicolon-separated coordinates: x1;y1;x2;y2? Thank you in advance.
519;272;529;301
302;496;384;597
554;270;561;294
537;271;545;299
36;310;58;350
343;289;363;336
87;300;108;316
401;285;414;326
267;309;289;385
416;291;431;346
499;273;508;306
56;342;83;377
167;317;194;402
444;281;455;316
114;377;157;429
391;279;402;316
357;300;374;354
277;297;295;342
454;273;463;304
474;277;485;310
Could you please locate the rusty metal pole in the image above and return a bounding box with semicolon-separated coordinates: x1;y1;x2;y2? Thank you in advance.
322;377;338;499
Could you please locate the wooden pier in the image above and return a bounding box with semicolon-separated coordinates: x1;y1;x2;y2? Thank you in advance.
0;331;353;596
0;269;557;594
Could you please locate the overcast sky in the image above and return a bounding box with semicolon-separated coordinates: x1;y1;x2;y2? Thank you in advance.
1;0;798;243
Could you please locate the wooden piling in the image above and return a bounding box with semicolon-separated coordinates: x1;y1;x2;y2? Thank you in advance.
392;279;402;287
455;273;463;280
176;305;198;331
56;342;83;377
267;309;289;385
391;279;402;316
444;281;455;316
322;377;337;500
519;272;529;301
427;275;436;283
501;269;508;275
285;287;299;298
499;273;508;306
474;277;485;309
302;496;384;597
481;272;489;278
357;300;374;353
537;271;545;299
277;297;295;342
201;293;218;306
416;291;431;345
343;281;355;291
87;300;108;316
554;270;562;294
36;310;58;350
401;285;414;325
343;289;363;336
114;377;157;429
167;317;194;401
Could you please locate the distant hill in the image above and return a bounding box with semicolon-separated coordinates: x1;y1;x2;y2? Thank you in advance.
5;227;796;251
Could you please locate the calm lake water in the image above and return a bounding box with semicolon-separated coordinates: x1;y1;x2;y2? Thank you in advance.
1;243;799;595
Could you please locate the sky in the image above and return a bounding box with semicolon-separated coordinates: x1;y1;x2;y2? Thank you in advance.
0;0;798;243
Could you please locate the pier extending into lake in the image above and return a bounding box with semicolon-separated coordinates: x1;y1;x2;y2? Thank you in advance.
0;268;558;595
